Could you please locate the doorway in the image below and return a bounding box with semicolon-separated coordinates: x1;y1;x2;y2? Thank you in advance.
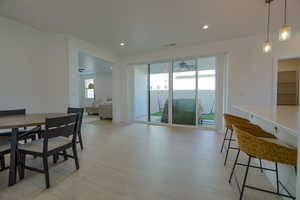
276;58;300;106
78;51;113;118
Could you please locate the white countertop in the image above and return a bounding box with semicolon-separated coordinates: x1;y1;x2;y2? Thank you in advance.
233;105;300;136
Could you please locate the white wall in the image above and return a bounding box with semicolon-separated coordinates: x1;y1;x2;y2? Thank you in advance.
0;16;69;113
80;71;112;107
40;33;70;113
0;17;42;112
112;62;130;122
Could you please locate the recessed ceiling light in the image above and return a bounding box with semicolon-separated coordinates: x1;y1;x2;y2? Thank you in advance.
120;42;125;46
203;25;209;30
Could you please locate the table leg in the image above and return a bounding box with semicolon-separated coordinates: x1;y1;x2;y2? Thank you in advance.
8;128;18;186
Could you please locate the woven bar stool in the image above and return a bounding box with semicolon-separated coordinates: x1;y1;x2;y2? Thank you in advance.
229;125;297;200
221;114;250;165
228;123;276;171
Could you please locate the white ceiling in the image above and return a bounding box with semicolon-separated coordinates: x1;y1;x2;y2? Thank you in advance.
0;0;299;57
78;51;112;75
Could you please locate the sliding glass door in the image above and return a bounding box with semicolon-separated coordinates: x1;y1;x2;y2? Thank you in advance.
133;56;217;127
172;59;197;126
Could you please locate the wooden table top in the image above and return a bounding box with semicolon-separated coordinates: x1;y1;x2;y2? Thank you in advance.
0;113;71;129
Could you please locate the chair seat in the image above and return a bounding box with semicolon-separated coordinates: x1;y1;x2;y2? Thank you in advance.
259;137;296;149
19;137;72;153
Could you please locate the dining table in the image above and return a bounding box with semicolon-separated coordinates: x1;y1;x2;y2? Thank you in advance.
0;113;71;186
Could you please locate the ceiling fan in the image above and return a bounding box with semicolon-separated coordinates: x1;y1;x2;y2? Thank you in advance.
175;61;196;72
78;65;88;72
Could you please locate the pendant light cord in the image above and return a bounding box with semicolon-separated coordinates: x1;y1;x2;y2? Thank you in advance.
267;1;271;41
284;0;287;25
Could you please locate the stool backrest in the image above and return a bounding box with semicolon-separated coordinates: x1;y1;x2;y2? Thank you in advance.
44;115;78;153
224;113;249;130
232;123;275;138
233;125;297;166
0;109;26;117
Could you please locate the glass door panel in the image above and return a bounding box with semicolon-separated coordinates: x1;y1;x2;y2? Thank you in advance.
172;59;197;125
149;62;169;123
197;57;216;127
133;64;149;122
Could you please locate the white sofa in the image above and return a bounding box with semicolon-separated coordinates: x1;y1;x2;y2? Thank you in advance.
85;98;113;119
99;102;113;119
85;99;103;115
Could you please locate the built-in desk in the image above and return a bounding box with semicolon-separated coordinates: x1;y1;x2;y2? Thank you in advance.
232;105;299;198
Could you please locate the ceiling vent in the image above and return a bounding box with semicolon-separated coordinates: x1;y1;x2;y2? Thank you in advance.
163;43;177;48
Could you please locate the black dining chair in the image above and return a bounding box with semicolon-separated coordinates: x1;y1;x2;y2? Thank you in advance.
18;115;80;188
53;107;84;164
0;109;41;170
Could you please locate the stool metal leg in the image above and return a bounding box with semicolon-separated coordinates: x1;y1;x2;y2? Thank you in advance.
224;129;233;166
229;149;240;183
275;162;279;194
233;156;295;199
259;159;263;172
240;156;252;200
220;128;229;153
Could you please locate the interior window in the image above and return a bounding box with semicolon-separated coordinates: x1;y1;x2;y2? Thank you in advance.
84;79;95;99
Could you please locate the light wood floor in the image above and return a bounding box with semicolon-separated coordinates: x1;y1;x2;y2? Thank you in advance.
0;116;279;200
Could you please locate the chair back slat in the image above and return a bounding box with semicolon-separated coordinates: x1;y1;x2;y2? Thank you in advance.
44;115;78;153
0;109;26;117
67;107;84;131
47;124;76;139
46;114;77;128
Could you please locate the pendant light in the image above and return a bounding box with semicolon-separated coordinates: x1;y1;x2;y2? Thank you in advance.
279;0;291;41
263;0;273;53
